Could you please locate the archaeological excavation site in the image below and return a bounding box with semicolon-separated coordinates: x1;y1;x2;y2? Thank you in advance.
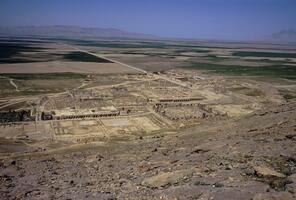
0;67;275;147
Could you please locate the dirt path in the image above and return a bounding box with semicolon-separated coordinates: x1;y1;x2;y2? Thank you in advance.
9;78;19;92
64;43;189;88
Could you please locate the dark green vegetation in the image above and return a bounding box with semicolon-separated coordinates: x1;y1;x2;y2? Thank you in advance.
185;62;296;79
50;38;230;49
233;51;296;59
175;49;211;53
0;72;87;80
0;41;45;63
109;48;211;58
63;52;112;63
120;51;179;58
204;55;226;61
51;38;167;49
0;37;51;44
0;39;112;63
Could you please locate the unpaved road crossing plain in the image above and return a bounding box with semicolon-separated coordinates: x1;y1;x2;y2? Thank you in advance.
0;37;296;199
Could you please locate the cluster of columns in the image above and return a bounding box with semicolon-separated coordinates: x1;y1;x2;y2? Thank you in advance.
53;111;120;120
159;97;203;103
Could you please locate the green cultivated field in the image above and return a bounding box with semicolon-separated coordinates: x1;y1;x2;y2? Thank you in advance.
175;49;211;53
63;52;112;63
49;38;234;49
186;62;296;79
0;42;45;63
233;51;296;58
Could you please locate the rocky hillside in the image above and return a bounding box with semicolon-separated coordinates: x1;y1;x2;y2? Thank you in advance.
1;102;296;199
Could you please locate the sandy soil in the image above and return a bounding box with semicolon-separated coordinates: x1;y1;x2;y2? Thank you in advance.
0;61;138;74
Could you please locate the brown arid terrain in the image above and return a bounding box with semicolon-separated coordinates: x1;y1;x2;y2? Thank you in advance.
0;62;136;74
0;37;296;200
1;102;296;200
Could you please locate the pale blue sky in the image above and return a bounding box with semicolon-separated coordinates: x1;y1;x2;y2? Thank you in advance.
0;0;295;40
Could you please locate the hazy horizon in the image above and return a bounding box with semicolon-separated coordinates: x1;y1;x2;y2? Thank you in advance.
0;0;296;41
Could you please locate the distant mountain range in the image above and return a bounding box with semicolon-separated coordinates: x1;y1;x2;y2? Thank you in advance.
263;29;296;42
1;25;295;43
0;25;158;39
271;29;296;42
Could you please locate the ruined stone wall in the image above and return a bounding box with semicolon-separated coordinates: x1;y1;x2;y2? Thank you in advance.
0;110;31;123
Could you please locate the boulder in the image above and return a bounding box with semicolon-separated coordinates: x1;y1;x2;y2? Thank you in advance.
254;166;285;178
141;168;196;188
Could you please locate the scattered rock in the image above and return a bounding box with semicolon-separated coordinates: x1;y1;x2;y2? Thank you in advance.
141;168;196;188
191;148;210;154
138;164;158;173
254;166;286;178
285;134;296;140
194;181;211;186
213;182;224;188
86;155;98;163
